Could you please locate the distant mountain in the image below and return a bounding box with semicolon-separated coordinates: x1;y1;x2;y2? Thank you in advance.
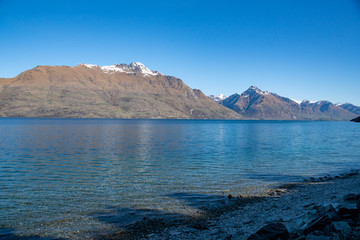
336;103;360;115
0;63;241;119
217;86;357;120
208;94;227;103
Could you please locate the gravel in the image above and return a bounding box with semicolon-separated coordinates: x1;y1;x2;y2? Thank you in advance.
103;170;360;240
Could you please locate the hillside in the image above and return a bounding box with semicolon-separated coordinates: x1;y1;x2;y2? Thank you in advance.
219;86;357;120
0;63;241;119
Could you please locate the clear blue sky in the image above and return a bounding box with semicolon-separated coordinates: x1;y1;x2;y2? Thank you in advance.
1;0;360;105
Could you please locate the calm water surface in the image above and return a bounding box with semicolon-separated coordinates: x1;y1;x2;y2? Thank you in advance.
0;119;359;239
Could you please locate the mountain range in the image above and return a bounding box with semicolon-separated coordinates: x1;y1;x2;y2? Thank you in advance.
0;63;358;120
209;86;358;120
0;63;240;119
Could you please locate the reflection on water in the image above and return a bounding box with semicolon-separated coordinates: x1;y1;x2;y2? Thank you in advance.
0;119;359;239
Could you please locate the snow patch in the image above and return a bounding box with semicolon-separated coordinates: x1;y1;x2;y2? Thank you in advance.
247;86;270;95
302;100;319;104
101;65;125;73
291;99;302;105
80;62;161;76
79;63;98;68
208;94;227;102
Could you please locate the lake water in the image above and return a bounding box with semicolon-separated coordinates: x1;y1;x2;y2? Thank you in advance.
1;119;359;239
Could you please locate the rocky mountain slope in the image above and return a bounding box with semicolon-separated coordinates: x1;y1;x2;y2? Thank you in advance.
217;86;357;120
0;63;241;119
337;103;360;115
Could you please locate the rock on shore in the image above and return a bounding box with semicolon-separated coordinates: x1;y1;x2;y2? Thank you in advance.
104;171;360;240
351;116;360;122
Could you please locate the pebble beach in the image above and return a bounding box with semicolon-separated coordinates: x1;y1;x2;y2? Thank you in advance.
104;170;360;240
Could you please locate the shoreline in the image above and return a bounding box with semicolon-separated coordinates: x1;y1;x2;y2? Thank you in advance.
101;170;360;240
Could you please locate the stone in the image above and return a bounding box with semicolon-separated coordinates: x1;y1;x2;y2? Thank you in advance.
331;221;351;234
169;230;181;236
337;205;360;219
301;207;339;235
350;117;360;122
343;193;357;201
189;221;208;230
247;223;290;240
305;233;333;240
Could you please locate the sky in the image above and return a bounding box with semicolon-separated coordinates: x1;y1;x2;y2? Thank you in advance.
1;0;360;105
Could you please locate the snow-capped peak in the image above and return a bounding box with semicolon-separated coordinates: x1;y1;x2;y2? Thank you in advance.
217;94;226;100
208;94;227;102
245;86;270;95
127;62;159;76
79;62;161;76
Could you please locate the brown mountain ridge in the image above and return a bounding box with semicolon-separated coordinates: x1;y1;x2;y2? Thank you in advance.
0;63;241;119
216;86;357;120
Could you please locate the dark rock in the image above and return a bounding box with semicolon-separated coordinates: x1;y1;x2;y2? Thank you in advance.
331;221;351;235
337;205;360;219
305;233;337;240
351;116;360;122
189;221;208;230
301;205;339;235
247;223;290;240
347;230;360;239
343;193;357;201
244;220;254;225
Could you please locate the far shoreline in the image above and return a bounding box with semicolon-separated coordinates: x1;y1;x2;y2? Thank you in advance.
0;117;354;122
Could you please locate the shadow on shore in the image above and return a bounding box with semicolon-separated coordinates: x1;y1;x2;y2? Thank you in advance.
97;171;360;239
4;171;357;240
0;228;65;240
96;191;279;239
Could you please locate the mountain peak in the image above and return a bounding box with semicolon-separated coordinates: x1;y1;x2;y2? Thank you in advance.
79;62;161;76
244;86;270;95
221;87;357;120
248;86;260;91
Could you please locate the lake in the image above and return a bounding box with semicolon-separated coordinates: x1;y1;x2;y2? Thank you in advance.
0;119;359;239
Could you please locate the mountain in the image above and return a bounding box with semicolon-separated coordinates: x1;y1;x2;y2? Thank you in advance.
336;103;360;115
218;86;357;120
0;63;241;119
208;94;227;103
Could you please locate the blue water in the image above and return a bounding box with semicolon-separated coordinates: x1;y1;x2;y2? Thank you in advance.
0;119;359;239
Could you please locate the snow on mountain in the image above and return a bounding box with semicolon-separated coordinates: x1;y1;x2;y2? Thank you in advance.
291;99;302;105
336;103;360;115
221;86;357;120
245;86;270;95
79;62;161;76
80;63;98;69
208;94;227;102
290;99;321;105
